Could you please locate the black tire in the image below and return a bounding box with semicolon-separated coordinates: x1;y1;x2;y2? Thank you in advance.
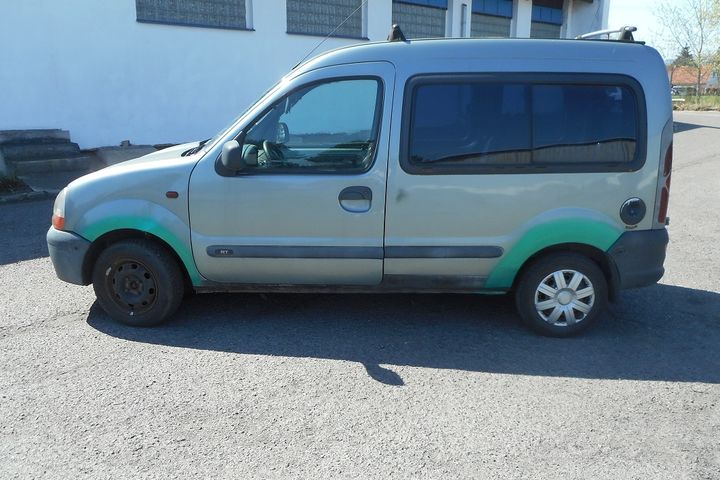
515;253;608;337
92;239;184;327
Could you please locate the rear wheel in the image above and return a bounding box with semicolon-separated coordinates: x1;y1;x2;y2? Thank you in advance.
92;239;184;327
515;253;608;337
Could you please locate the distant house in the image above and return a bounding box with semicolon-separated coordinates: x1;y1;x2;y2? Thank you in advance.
668;65;718;94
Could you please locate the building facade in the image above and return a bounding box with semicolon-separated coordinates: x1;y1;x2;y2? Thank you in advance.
0;0;610;148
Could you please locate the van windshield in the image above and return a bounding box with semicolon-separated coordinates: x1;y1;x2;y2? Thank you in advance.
200;78;289;154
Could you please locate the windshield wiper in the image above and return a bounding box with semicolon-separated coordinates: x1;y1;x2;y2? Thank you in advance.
182;138;211;157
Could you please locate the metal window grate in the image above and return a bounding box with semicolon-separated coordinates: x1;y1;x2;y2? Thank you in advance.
136;0;247;30
286;0;363;38
471;0;512;18
531;21;562;39
392;2;446;39
471;13;511;37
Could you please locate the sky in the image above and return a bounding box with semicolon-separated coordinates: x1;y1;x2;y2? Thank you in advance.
608;0;681;60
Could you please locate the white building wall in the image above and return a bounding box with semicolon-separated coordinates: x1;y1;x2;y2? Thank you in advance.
0;0;609;148
563;0;610;39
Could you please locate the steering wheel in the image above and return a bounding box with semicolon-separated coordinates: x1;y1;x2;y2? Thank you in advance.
262;140;285;162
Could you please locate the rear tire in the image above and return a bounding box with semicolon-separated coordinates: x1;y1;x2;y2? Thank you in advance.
92;239;184;327
515;253;608;337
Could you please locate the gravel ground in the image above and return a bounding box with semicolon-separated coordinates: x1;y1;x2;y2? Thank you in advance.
1;111;719;479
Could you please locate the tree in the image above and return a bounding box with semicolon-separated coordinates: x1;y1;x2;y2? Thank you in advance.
656;0;720;96
674;46;695;66
668;46;696;85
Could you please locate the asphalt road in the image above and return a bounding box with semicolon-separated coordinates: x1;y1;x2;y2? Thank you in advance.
1;111;719;479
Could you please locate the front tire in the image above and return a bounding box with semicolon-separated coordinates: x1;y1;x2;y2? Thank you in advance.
92;239;184;327
515;253;608;337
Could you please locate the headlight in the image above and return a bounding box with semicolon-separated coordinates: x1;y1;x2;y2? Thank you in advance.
52;188;67;230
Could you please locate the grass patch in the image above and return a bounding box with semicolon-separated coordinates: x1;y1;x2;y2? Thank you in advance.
673;95;720;111
0;176;30;194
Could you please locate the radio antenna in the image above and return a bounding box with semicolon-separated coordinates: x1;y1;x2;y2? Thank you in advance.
295;0;370;68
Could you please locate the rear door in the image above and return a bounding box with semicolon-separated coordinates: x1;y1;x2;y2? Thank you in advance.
384;73;645;290
189;62;395;285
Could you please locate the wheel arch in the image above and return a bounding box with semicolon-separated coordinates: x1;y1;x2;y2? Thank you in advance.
82;229;193;292
510;242;620;301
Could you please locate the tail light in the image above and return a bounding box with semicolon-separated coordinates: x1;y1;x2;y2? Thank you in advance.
657;143;672;224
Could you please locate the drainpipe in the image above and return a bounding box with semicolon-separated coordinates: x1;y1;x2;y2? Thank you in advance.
562;0;574;38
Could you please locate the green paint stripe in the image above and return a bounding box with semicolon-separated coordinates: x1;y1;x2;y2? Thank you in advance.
80;216;203;285
485;218;622;289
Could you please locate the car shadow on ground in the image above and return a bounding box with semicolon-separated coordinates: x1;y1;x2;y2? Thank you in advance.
673;121;720;133
87;283;720;386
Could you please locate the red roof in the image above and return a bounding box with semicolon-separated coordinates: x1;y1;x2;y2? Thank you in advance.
668;66;712;86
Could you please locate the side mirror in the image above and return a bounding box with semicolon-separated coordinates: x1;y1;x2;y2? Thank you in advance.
221;140;244;172
218;141;258;176
276;122;289;144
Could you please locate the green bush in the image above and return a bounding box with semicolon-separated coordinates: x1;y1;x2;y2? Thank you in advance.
673;95;720;111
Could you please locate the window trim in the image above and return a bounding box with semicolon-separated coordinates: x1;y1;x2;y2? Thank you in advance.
136;18;255;32
285;31;369;41
471;0;513;19
216;76;385;177
399;73;648;175
393;0;449;11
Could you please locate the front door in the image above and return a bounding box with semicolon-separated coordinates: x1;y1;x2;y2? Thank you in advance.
189;63;395;284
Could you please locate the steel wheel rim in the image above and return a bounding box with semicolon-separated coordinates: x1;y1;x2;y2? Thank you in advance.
106;258;158;316
534;269;595;327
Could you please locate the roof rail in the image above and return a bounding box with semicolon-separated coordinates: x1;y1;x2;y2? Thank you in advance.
576;26;638;42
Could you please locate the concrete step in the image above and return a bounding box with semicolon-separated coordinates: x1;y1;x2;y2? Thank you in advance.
11;155;95;175
17;170;95;193
0;142;82;161
94;145;157;166
0;129;71;145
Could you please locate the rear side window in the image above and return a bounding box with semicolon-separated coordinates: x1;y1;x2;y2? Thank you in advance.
410;83;531;166
532;85;638;164
403;74;645;174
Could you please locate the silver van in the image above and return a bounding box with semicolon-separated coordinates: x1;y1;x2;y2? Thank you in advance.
47;34;672;336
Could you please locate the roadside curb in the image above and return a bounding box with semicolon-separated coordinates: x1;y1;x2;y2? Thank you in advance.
0;189;58;204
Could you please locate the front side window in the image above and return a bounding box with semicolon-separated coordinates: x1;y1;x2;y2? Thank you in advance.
241;79;382;173
405;76;642;173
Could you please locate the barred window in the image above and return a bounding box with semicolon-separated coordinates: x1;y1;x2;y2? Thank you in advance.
392;0;448;39
530;22;562;39
531;1;563;39
471;0;511;38
471;14;511;37
286;0;364;39
136;0;248;30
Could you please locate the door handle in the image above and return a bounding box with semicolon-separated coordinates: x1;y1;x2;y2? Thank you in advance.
339;186;372;213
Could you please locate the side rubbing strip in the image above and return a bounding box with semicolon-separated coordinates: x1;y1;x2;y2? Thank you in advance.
207;245;504;259
207;246;384;259
384;246;504;259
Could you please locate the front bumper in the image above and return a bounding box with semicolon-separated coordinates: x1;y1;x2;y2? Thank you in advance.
46;227;92;285
608;229;669;289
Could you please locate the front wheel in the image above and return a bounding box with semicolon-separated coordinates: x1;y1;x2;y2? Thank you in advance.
515;253;608;337
92;239;184;327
